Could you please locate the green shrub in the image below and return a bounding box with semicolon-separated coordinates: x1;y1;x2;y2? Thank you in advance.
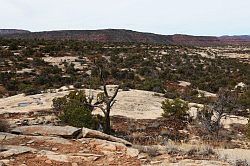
59;100;96;128
141;79;164;93
237;88;250;109
73;82;82;89
161;98;189;119
53;90;97;128
0;120;9;132
0;85;7;97
22;85;41;95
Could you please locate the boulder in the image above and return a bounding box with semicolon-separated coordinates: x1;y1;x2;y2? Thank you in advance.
82;127;131;146
11;125;81;138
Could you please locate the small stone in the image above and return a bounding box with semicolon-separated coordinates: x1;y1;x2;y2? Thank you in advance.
27;140;34;144
88;157;99;161
3;114;10;118
126;148;139;157
52;148;58;151
138;153;147;159
175;156;184;160
79;149;90;153
150;161;162;164
45;160;52;164
72;163;78;166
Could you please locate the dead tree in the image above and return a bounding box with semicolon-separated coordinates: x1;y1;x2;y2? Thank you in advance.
198;88;238;138
89;65;120;134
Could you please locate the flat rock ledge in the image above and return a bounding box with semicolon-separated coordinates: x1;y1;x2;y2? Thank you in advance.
10;125;132;146
11;125;81;138
0;145;37;158
82;127;132;146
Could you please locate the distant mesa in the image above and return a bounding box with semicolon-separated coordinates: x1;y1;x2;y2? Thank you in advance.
0;29;30;35
0;28;250;46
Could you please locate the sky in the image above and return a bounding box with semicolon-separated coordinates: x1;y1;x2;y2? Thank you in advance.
0;0;249;36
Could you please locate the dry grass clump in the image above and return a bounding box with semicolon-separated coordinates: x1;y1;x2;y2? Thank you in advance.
164;142;181;155
164;141;217;159
186;145;216;157
134;142;217;160
234;159;249;166
133;145;160;157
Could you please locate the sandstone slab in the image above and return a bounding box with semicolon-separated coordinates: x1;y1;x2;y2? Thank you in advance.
82;127;131;146
0;145;37;158
11;125;81;138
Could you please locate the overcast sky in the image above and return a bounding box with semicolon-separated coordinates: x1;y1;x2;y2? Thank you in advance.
0;0;249;36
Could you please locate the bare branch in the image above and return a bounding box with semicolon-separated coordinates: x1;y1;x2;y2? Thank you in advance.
103;83;109;98
110;100;117;108
109;85;120;104
93;99;104;105
99;67;109;97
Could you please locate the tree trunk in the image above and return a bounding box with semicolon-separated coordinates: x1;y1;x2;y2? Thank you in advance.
104;113;111;134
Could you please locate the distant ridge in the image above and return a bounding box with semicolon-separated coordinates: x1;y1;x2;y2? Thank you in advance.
1;28;250;46
0;29;30;35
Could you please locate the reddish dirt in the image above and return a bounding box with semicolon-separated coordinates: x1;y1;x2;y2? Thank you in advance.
112;116;188;145
8;153;141;166
1;135;141;166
